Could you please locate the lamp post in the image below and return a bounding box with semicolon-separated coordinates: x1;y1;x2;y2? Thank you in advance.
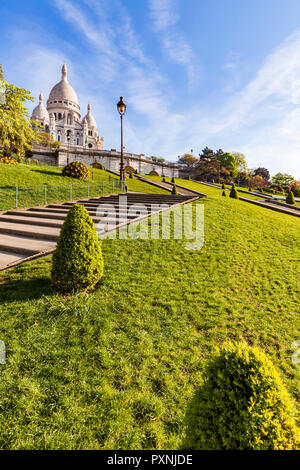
117;96;126;186
67;133;70;165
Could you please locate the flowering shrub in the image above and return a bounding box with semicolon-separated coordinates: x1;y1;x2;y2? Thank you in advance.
0;156;18;165
62;161;90;180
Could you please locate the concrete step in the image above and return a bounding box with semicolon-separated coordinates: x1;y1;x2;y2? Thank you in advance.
3;211;137;223
0;222;60;241
0;251;27;268
0;234;56;255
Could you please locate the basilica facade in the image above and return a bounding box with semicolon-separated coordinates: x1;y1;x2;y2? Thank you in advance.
31;63;103;150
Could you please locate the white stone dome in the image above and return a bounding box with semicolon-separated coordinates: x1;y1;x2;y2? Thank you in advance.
82;103;97;129
31;92;49;123
48;63;78;104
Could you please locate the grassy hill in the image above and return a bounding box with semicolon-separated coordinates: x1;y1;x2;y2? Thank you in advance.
0;180;298;449
0;164;169;210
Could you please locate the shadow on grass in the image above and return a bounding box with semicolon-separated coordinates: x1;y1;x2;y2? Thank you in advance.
30;168;63;178
0;276;54;303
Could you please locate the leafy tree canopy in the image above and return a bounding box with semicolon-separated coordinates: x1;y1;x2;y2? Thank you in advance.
178;153;199;167
271;172;294;187
0;64;41;156
217;152;238;177
232;152;248;173
254;167;270;180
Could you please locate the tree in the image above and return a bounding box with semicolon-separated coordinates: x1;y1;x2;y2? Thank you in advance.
0;65;41;156
199;147;215;162
249;175;269;190
271;173;294;188
178;153;198;168
36;130;61;148
217;152;238;177
254;167;270;180
232;152;248;173
288;180;300;197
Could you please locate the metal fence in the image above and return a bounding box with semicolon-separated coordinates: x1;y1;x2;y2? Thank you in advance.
0;180;125;211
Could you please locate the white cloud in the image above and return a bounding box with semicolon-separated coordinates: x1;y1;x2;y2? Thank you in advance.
149;0;201;89
149;0;179;32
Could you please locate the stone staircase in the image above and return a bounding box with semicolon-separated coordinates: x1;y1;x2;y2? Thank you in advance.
0;193;198;270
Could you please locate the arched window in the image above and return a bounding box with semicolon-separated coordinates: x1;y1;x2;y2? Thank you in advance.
67;114;72;125
58;113;62;120
57;134;61;142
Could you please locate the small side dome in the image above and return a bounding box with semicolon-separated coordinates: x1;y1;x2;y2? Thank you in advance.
31;92;50;123
82;103;97;129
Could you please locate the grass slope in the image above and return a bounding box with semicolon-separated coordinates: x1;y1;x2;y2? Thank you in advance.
0;165;167;210
0;185;299;449
0;163;113;187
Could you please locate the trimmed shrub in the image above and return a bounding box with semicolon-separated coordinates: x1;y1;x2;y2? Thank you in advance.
62;161;90;180
286;191;295;205
149;170;159;176
171;177;175;183
129;171;133;179
172;184;178;195
222;190;226;197
222;183;225;190
92;162;104;170
184;341;298;450
248;187;252;191
188;176;191;181
51;204;104;292
229;184;239;199
162;177;166;182
134;169;138;175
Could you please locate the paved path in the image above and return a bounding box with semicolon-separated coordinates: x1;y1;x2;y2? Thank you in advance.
0;192;199;271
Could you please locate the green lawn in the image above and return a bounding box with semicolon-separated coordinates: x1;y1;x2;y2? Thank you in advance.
0;163;114;187
0;165;168;210
0;185;299;449
126;177;170;194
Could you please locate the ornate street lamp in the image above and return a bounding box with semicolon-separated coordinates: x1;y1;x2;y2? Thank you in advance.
67;131;71;165
117;96;126;185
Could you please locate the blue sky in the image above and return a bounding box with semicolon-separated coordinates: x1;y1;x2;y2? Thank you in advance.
1;0;300;177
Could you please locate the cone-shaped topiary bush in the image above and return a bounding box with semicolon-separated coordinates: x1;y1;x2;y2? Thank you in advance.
171;177;175;183
286;191;295;205
172;184;178;195
129;171;133;179
52;204;104;292
248;186;252;191
62;161;90;180
135;169;138;175
222;183;225;189
162;177;166;182
229;184;239;199
222;190;226;197
188;176;191;181
184;341;298;450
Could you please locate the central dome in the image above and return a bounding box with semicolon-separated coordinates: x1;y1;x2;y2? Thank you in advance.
48;63;79;104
